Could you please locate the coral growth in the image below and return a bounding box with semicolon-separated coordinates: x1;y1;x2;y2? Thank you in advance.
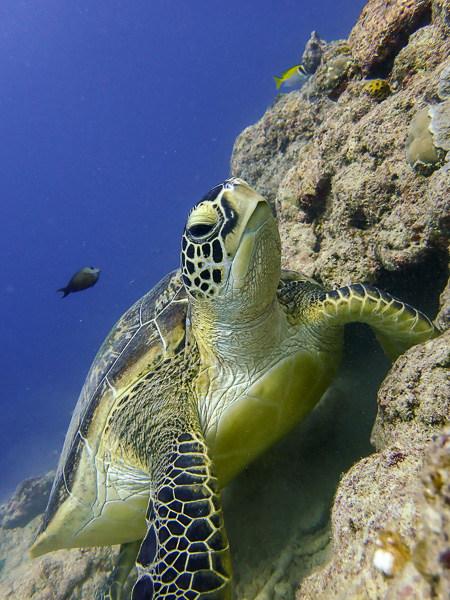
302;31;326;74
348;0;432;75
317;52;354;99
0;473;54;530
429;101;450;155
438;65;450;99
406;107;440;167
364;78;392;101
231;8;450;286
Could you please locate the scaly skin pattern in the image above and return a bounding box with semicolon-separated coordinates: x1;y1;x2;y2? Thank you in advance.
30;179;440;600
133;432;231;600
107;344;231;600
317;283;439;360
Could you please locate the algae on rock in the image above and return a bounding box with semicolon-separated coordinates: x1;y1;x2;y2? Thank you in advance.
231;4;450;287
230;1;450;599
1;1;450;599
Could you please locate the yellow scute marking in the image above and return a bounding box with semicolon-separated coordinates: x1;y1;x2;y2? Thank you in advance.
211;350;335;486
102;499;142;521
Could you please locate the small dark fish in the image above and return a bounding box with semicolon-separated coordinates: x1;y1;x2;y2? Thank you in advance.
57;267;101;298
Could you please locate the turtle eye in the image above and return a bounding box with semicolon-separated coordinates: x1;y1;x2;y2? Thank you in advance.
186;202;220;240
188;223;216;238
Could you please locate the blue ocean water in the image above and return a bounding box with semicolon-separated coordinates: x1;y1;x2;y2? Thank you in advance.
0;0;366;502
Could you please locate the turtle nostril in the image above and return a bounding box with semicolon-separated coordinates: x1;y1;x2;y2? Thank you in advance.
189;223;215;238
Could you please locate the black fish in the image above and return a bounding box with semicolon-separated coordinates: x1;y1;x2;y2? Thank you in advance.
57;267;101;298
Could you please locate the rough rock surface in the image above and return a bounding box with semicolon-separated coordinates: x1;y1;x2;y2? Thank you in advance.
0;516;127;600
371;330;450;450
298;428;450;600
1;1;449;599
348;0;432;76
436;275;450;329
433;0;450;34
298;331;450;599
231;7;450;288
0;472;54;530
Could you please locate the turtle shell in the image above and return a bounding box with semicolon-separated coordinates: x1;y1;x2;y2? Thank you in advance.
41;269;188;534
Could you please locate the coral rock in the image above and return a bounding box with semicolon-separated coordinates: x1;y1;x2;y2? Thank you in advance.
302;31;326;75
438;64;450;100
1;472;54;530
429;100;450;157
231;14;450;286
348;0;432;75
433;0;450;34
364;78;392;101
297;334;450;599
371;330;450;450
436;275;450;331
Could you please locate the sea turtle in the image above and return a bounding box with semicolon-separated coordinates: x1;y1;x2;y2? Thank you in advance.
30;178;439;599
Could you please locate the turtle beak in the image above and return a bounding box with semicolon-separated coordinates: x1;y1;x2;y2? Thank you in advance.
244;201;272;233
231;199;279;288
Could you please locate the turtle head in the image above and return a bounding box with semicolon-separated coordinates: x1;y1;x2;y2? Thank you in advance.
181;178;281;312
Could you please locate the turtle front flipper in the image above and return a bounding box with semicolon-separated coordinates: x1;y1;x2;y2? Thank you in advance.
132;431;231;600
318;284;440;361
96;540;141;600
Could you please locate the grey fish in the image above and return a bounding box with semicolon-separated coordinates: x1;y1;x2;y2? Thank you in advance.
57;267;101;298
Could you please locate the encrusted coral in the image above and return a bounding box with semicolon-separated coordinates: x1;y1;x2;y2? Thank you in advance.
429;101;450;157
433;0;450;35
438;65;450;99
426;63;450;161
406;107;440;168
302;31;326;74
322;55;353;93
373;530;410;577
0;472;54;529
348;0;432;75
364;78;392;101
233;39;450;284
406;64;450;169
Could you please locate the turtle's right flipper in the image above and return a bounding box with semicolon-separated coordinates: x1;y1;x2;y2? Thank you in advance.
132;431;231;600
317;283;440;361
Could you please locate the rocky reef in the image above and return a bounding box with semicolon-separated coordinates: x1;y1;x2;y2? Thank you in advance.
0;472;54;530
231;0;450;289
298;328;450;599
233;0;450;597
0;1;449;599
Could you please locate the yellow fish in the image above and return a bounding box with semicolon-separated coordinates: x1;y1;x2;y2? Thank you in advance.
274;64;308;90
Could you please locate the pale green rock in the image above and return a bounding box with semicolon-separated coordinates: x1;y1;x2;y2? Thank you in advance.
406;108;439;167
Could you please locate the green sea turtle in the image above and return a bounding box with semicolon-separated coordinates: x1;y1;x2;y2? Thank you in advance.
30;178;439;599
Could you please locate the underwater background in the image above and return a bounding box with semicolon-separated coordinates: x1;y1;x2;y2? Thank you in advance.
0;1;367;503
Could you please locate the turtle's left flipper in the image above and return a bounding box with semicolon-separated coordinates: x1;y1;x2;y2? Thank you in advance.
132;409;231;600
318;283;440;361
95;540;141;600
